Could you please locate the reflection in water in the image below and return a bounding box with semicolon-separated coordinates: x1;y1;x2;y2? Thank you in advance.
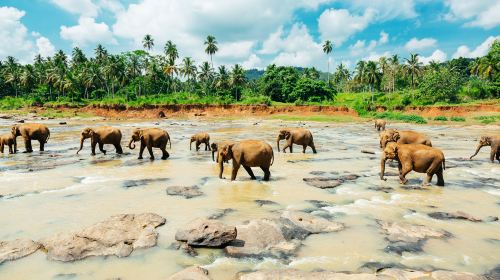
0;119;499;279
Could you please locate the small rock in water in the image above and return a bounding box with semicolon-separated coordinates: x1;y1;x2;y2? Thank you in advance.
16;119;25;123
303;177;343;189
368;186;394;193
0;239;40;264
167;266;211;280
39;213;166;262
305;200;331;208
361;149;376;154
168;241;198;257
166;185;204;199
207;208;235;220
428;211;482;222
175;218;237;247
122;178;168;188
59;122;67;125
254;200;279;207
281;211;344;234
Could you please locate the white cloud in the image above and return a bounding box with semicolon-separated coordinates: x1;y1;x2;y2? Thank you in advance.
349;31;389;56
420;49;447;65
36;37;56;57
318;8;375;46
50;0;99;17
453;36;499;58
444;0;500;29
348;0;417;20
217;41;254;60
60;17;116;47
379;31;389;44
364;51;391;62
242;54;262;69
404;37;437;51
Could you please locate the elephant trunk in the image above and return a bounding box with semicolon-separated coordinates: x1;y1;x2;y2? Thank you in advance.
469;144;483;159
380;156;387;180
190;139;192;150
276;136;281;152
218;157;224;178
128;138;136;149
76;137;85;154
212;150;216;162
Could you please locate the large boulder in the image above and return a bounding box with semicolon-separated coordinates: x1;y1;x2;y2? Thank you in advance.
167;266;212;280
281;211;344;233
175;218;237;247
0;239;40;264
40;213;166;262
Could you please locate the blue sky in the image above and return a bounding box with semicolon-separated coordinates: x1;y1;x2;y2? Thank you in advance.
0;0;498;70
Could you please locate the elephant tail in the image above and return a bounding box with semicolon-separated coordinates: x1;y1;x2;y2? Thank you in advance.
168;135;172;149
442;158;446;170
45;130;51;143
270;149;274;166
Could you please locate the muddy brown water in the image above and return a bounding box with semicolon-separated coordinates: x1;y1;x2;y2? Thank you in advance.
0;118;499;279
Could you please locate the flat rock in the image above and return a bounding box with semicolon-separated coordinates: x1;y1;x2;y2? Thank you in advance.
207;208;235;220
281;211;344;234
0;239;40;264
303;177;343;189
377;220;450;243
166;185;203;199
254;200;279;207
122;178;168;188
175;218;237;247
40;213;166;262
168;266;212;280
428;211;482;222
361;149;376;154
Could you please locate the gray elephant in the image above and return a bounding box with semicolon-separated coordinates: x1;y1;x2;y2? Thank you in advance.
128;128;171;160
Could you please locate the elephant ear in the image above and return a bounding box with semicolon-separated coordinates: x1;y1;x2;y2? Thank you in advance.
392;131;400;141
285;131;291;140
483;136;491;145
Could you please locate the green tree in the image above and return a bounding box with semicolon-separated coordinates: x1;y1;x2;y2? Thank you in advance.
322;40;333;83
418;67;462;103
230;64;246;101
404;53;422;89
204;35;218;68
143;34;155;51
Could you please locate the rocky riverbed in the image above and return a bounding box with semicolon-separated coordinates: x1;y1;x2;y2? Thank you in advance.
0;117;498;279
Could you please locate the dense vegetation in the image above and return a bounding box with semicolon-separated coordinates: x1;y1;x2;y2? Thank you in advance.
0;35;498;111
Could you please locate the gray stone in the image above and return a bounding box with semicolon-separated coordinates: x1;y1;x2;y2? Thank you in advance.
281;211;344;234
168;266;211;280
166;185;204;199
175;218;237;247
0;239;40;264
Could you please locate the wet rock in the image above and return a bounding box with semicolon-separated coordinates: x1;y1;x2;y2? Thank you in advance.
122;178;168;188
401;185;430;190
385;240;424;255
0;114;13;119
0;239;40;264
40;213;166;262
254;200;278;207
59;122;67;125
339;174;360;181
225;219;303;259
166;185;203;199
361;149;376;154
158;111;166;118
52;273;78;280
359;262;406;273
485;216;499;222
309;171;327;176
305;200;331;208
168;266;211;280
368;186;394;193
428;211;482;222
377;220;450;243
175;218;237;247
207;208;235;220
168;241;198;257
281;211;344;234
17;119;25;123
303;177;343;189
484;265;500;280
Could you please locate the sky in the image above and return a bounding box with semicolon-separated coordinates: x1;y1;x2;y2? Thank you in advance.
0;0;499;70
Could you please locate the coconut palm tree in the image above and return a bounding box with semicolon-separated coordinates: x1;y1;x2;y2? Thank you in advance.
181;57;197;92
143;34;154;51
95;44;108;63
230;64;246;101
354;60;366;91
20;65;37;93
164;40;179;64
322;40;333;83
198;61;214;95
428;60;440;73
388;54;400;92
404;53;422;89
71;47;87;67
204;35;218;68
215;65;230;91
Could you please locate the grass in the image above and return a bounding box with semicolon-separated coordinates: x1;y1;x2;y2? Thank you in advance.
270;114;358;122
434;116;448;121
474;115;500;124
451;116;466;122
371;111;427;124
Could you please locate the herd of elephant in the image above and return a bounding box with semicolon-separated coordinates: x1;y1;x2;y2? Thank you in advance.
0;121;498;185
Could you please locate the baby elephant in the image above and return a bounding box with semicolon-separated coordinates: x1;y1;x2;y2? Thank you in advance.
217;140;274;181
381;142;445;186
76;126;123;155
379;129;432;149
129;128;171;160
190;132;210;151
374;119;386;131
277;128;317;153
12;123;50;152
0;133;16;154
470;135;499;163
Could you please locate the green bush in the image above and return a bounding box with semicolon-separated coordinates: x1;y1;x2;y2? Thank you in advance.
474;115;500;124
451;116;466;122
418;67;463;104
372;111;427;124
434;116;448;121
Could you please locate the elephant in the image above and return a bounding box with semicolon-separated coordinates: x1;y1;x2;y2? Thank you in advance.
277;128;317;153
76;126;123;155
374;119;387;131
128;128;171;160
380;142;445;186
217;140;274;181
211;141;235;162
379;129;432;149
0;133;16;154
190;132;210;151
469;135;500;163
11;123;50;153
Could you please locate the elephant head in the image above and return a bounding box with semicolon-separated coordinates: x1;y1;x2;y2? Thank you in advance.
277;129;289;151
189;136;196;150
211;143;218;161
380;129;399;148
217;143;234;178
11;125;20;137
470;136;492;159
128;129;143;150
380;142;398;180
76;128;95;154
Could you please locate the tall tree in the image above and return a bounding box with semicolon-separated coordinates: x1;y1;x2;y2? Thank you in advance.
142;34;154;51
230;64;246;101
388;54;400;92
404;53;422;89
322;40;333;84
181;57;197;92
204;35;218;68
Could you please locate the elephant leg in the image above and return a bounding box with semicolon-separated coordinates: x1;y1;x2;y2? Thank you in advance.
115;144;123;154
161;145;169;160
231;163;241;181
496;149;500;163
399;164;412;185
436;169;445;186
0;143;4;153
90;141;97;156
289;143;293;153
302;145;307;153
99;142;106;155
491;147;498;163
310;143;317;154
9;144;14;154
24;137;33;153
261;166;271;181
243;165;256;180
195;141;200;151
206;141;211;151
423;173;433;186
138;143;145;159
147;144;154;160
39;140;45;152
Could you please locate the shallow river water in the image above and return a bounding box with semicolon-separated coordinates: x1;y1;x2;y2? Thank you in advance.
0;118;499;279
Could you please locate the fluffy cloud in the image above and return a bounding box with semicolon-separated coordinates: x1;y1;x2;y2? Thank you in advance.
364;51;391;62
50;0;99;17
420;49;447;65
60;17;116;46
404;37;437;51
349;31;389;56
318;8;375;46
453;36;499;58
348;0;417;20
36;37;56;57
242;54;262;69
444;0;500;29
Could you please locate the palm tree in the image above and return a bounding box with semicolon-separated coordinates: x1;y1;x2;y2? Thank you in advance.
198;61;214;95
428;61;440;73
204;35;218;68
388;54;400;92
322;40;333;83
20;65;37;93
354;60;366;91
365;61;381;95
181;57;197;92
404;53;422;89
164;40;179;92
230;64;246;101
215;65;230;91
71;47;87;67
143;34;154;51
95;44;108;63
